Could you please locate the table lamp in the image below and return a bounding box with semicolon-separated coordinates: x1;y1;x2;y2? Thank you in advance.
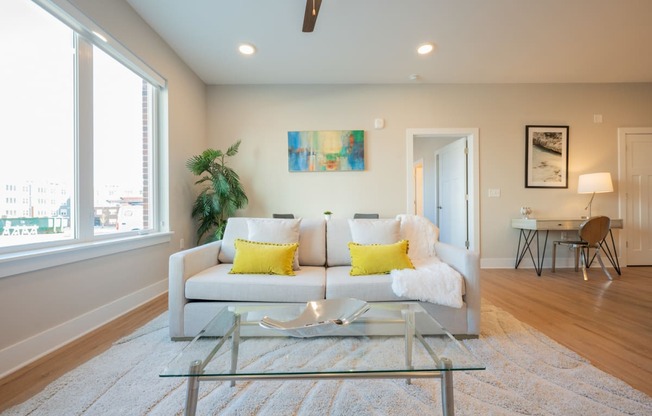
577;172;613;218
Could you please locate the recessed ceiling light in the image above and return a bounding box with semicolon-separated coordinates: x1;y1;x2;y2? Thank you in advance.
417;42;435;55
238;43;256;55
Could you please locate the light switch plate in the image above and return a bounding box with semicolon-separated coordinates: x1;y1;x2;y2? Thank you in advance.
488;188;501;198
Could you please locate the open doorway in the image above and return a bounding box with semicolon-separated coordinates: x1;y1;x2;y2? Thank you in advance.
406;128;480;253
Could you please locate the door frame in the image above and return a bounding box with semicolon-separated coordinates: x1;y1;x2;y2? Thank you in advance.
406;128;480;253
618;127;652;266
413;159;424;216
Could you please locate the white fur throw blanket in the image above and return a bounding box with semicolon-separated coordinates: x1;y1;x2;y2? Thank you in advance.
391;258;464;308
395;214;439;260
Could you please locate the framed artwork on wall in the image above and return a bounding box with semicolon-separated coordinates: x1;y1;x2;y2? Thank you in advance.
287;130;364;172
525;125;569;188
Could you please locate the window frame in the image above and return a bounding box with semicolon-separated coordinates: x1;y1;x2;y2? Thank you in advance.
0;0;170;278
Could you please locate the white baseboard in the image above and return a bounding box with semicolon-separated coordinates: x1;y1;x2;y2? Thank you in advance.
0;278;168;379
480;258;518;269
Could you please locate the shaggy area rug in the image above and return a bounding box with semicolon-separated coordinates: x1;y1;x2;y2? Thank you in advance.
4;302;651;416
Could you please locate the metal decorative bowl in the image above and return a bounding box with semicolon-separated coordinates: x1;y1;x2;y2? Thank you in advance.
259;298;370;338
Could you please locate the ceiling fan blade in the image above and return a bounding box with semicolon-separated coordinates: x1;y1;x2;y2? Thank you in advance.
302;0;322;32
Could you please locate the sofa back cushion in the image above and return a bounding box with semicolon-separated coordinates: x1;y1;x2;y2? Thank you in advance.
325;218;353;266
327;217;434;266
246;218;301;270
348;218;400;244
218;217;326;266
297;218;327;266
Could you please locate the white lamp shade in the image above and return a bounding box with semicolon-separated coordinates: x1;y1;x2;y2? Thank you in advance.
577;172;613;194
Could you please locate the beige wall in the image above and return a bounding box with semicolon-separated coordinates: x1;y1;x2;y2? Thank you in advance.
207;83;652;265
0;0;205;375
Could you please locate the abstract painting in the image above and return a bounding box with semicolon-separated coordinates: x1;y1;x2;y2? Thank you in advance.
288;130;364;172
525;125;569;188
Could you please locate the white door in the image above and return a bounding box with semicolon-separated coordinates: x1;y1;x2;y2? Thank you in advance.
436;138;468;248
625;131;652;265
413;160;424;216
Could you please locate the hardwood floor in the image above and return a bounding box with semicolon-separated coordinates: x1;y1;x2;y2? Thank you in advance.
482;266;652;397
0;294;168;412
1;267;650;412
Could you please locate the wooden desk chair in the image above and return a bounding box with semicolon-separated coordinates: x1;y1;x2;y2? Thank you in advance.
552;216;613;280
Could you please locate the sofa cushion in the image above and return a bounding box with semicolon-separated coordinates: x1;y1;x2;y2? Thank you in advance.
325;266;406;301
348;218;400;244
218;218;249;263
218;217;326;267
229;239;298;275
186;264;326;302
326;218;353;266
296;218;327;266
246;218;301;269
348;240;415;276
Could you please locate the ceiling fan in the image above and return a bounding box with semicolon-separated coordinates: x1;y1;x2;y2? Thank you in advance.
302;0;322;32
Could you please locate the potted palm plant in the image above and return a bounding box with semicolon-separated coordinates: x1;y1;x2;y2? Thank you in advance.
186;140;248;244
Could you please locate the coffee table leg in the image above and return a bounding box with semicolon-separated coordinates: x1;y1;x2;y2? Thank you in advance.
403;309;415;385
230;314;241;387
440;357;454;416
185;360;202;416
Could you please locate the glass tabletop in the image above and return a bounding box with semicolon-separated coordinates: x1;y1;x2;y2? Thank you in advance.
160;301;485;378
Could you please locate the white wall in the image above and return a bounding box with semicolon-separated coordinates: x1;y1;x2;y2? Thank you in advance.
0;0;206;376
207;83;652;265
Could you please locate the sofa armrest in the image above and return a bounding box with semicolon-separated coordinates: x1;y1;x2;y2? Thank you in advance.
168;240;222;338
434;241;481;335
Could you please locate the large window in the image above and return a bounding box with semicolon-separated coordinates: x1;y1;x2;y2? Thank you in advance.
93;46;154;236
0;0;165;255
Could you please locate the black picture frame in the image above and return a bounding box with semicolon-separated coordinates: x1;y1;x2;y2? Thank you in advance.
525;125;569;188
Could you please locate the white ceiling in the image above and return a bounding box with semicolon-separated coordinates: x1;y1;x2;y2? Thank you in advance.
125;0;652;85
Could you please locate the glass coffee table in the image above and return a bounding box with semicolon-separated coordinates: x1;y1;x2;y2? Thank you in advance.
161;301;484;416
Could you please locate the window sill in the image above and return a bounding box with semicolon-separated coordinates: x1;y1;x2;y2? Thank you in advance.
0;232;173;279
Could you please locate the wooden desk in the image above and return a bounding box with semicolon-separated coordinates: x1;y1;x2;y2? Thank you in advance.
511;218;622;276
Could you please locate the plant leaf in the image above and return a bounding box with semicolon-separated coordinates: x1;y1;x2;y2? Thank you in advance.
225;140;241;157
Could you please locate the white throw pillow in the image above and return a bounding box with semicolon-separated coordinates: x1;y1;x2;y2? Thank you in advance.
348;219;400;245
247;218;301;269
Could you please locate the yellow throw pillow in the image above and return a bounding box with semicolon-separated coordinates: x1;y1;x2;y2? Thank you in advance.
229;239;298;276
348;239;415;276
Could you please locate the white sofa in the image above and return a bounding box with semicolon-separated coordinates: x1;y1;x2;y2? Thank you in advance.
168;217;480;339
